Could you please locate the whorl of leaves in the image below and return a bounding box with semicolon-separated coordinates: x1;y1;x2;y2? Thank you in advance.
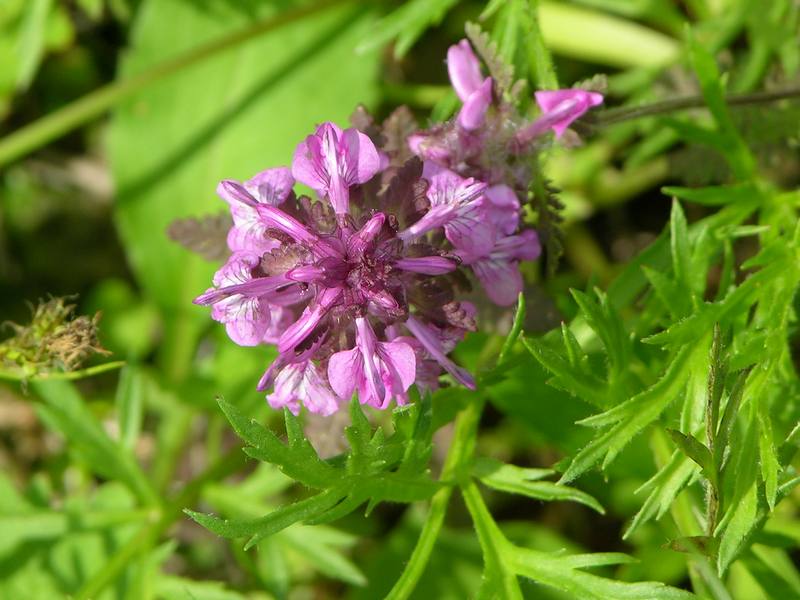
167;212;232;262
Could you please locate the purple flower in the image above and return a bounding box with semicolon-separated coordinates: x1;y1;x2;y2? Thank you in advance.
399;163;493;255
535;90;604;137
484;184;521;236
514;89;604;146
328;317;416;409
217;168;294;253
460;230;541;306
447;40;493;131
405;315;475;389
268;360;340;416
195;79;551;414
199;252;279;346
292;122;381;216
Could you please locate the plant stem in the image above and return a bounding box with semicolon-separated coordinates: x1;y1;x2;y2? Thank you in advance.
0;0;353;169
0;360;126;382
592;86;800;127
385;395;486;600
73;449;246;600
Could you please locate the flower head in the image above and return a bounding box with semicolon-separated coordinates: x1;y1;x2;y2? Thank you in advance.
195;121;496;414
193;30;590;415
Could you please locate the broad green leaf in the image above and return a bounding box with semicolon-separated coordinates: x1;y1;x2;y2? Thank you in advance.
355;0;459;58
32;380;158;506
473;457;604;514
110;1;379;316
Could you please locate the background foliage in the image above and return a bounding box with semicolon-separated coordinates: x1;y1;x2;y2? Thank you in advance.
1;0;799;598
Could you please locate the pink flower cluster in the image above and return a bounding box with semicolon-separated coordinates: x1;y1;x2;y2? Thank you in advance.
194;38;603;415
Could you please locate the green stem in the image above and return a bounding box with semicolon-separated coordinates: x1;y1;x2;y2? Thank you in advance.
0;0;353;169
73;449;246;600
385;395;486;600
0;360;125;382
592;85;800;128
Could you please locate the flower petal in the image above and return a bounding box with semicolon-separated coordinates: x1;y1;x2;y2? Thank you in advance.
471;257;524;306
447;39;484;102
342;127;382;185
379;341;417;392
534;89;604;138
405;315;475;389
244;166;294;206
277;287;341;353
484;184;521;235
458;77;492;131
328;347;361;401
395;256;458;275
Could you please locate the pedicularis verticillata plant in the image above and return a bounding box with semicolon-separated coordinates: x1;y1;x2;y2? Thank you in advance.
10;1;800;597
